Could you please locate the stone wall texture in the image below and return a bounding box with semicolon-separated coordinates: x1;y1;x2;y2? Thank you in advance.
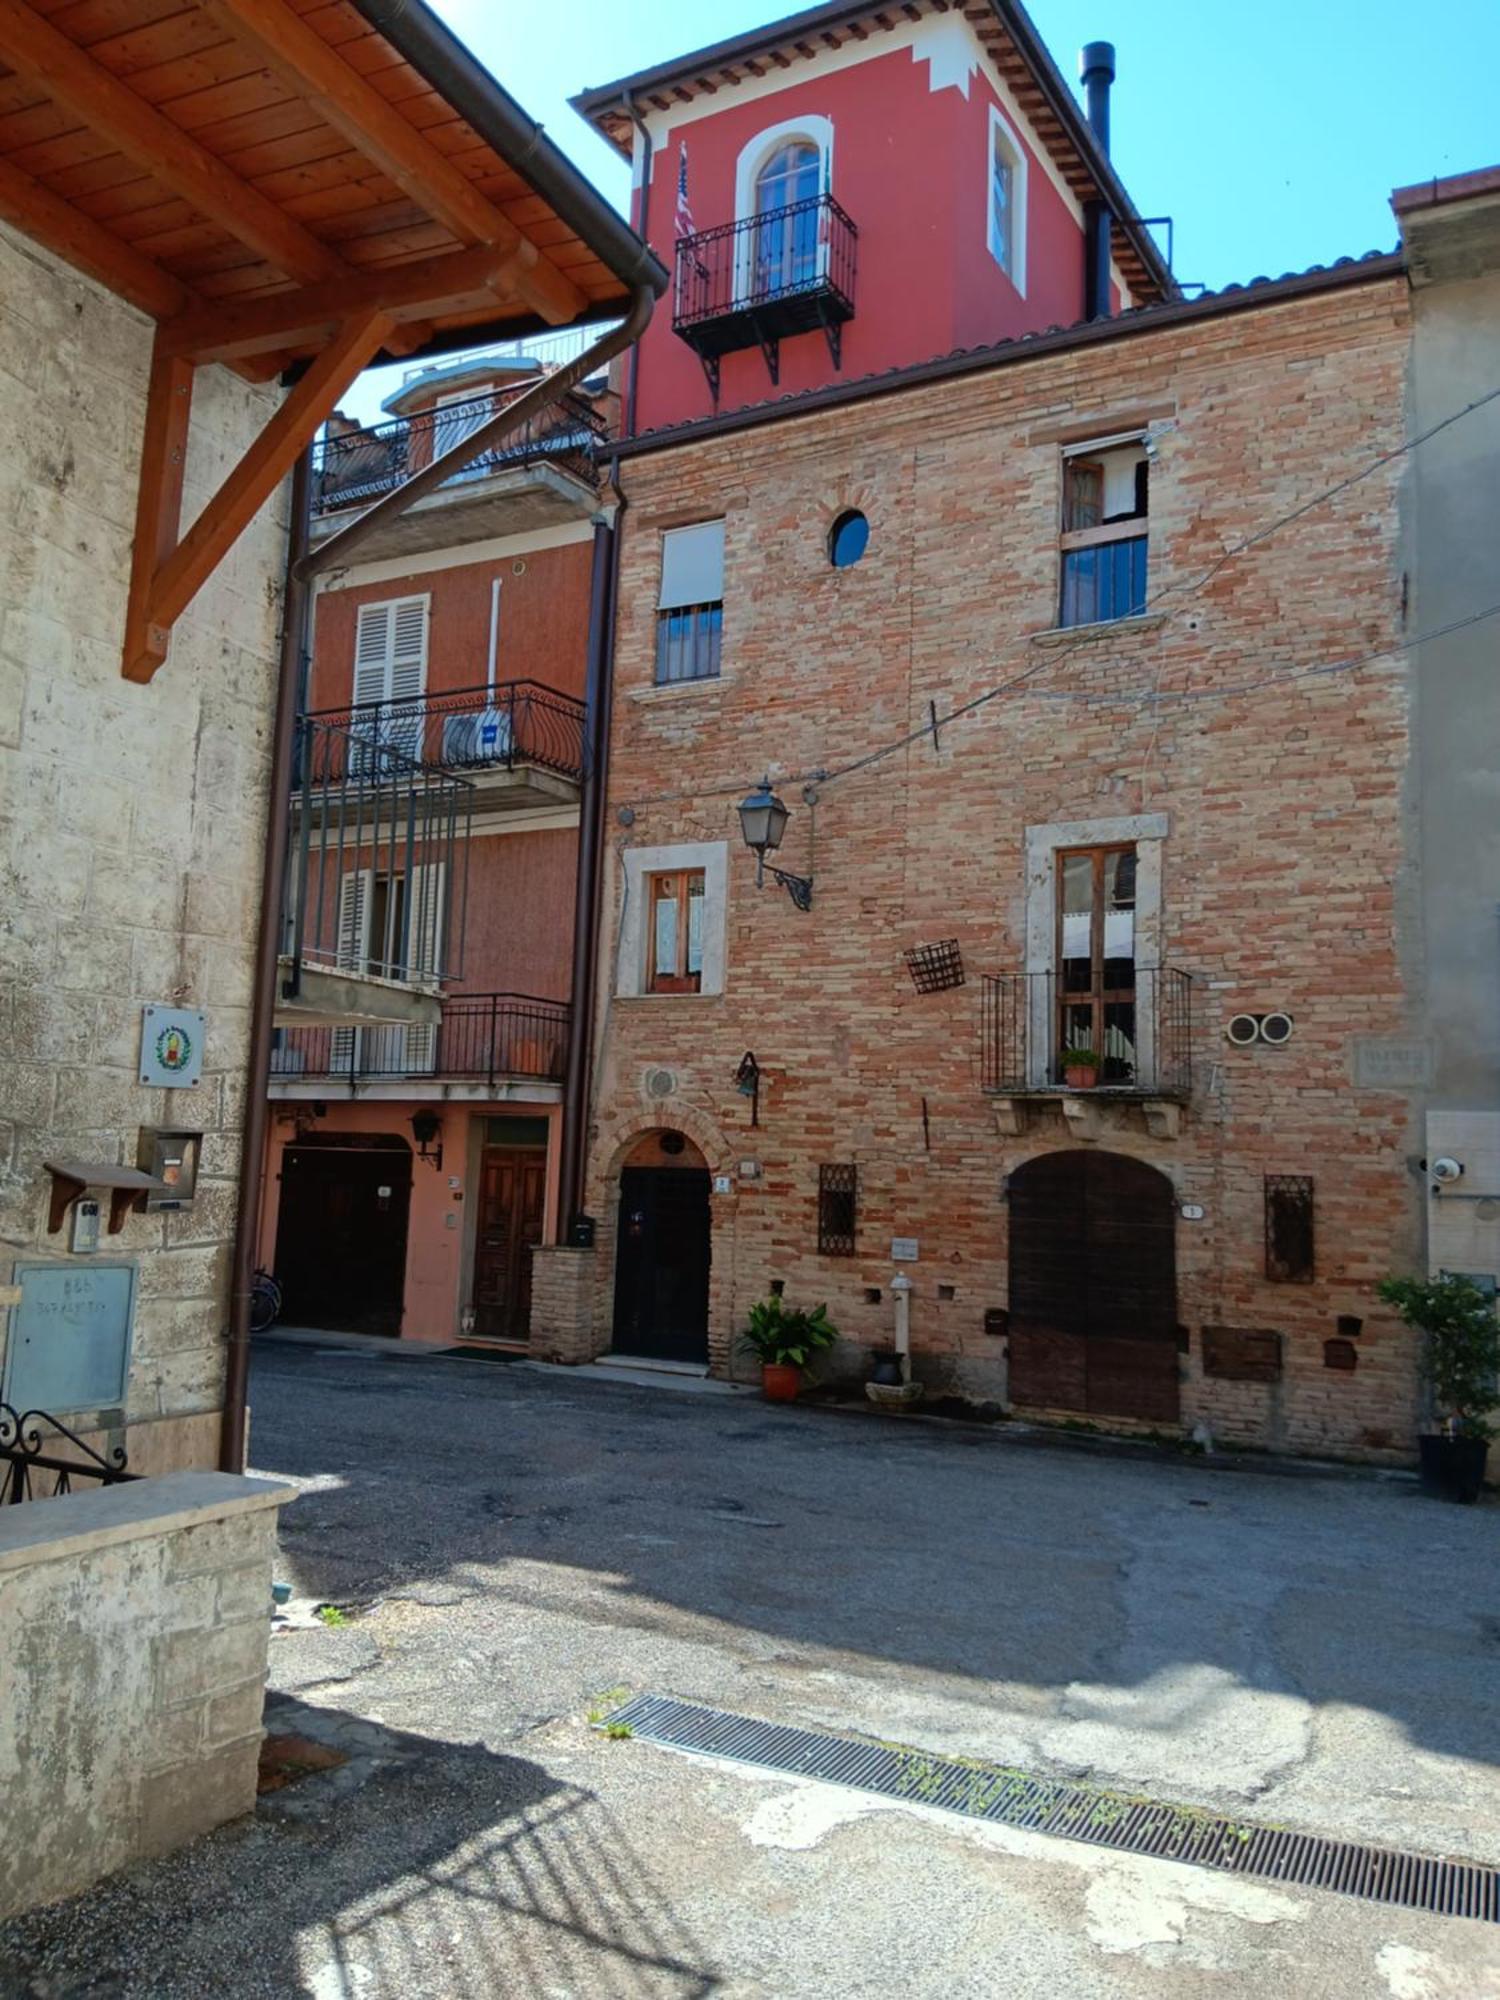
585;275;1426;1460
0;225;287;1468
0;1471;290;1917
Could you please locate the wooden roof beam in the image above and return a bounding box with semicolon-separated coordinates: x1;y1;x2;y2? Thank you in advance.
0;0;340;285
0;150;189;318
201;0;585;326
124;309;391;683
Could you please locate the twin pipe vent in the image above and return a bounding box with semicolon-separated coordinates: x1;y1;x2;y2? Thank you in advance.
1225;1011;1294;1047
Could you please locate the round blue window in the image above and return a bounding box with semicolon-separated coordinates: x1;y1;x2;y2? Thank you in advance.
829;509;869;568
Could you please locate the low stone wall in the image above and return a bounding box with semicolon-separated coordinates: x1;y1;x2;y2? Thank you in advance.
0;1469;293;1918
529;1245;600;1363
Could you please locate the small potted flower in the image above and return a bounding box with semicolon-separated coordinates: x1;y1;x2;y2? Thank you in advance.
740;1296;838;1402
1061;1044;1101;1089
1378;1273;1500;1502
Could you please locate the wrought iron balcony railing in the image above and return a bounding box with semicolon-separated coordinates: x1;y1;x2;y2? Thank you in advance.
312;389;605;516
1;1404;136;1504
673;193;857;396
270;993;569;1088
283;718;472;995
302;680;585;785
980;968;1194;1098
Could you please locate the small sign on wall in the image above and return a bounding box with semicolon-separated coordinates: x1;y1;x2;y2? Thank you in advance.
140;1005;205;1088
891;1238;919;1263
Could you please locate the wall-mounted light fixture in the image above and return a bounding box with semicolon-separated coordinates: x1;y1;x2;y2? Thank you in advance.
737;777;813;911
735;1051;761;1127
410;1109;444;1171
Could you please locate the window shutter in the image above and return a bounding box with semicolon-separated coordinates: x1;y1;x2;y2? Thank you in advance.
658;520;725;609
401;862;445;1072
330;868;372;1072
390;598;428;702
353;602;392;706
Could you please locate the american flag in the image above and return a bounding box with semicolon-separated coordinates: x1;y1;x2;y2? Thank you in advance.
675;141;695;239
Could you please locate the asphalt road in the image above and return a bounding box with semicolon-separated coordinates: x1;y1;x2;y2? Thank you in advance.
4;1338;1499;1998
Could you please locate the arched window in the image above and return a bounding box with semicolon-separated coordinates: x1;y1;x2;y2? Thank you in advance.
752;138;822;298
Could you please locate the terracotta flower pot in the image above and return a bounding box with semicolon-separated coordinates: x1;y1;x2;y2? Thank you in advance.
1064;1066;1099;1089
761;1362;802;1402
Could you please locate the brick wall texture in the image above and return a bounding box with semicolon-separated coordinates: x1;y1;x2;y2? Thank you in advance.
0;226;286;1465
584;275;1425;1461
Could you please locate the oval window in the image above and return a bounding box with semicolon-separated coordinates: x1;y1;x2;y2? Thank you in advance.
828;509;869;569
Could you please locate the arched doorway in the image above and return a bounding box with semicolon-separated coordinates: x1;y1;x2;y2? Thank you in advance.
1007;1150;1179;1422
274;1133;413;1336
611;1131;710;1363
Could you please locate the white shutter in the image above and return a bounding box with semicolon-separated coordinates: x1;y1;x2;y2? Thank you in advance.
399;862;445;1073
387;597;428;761
353;602;392;705
329;869;372;1072
658;520;724;609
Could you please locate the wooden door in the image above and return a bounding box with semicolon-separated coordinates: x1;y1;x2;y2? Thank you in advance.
611;1167;711;1363
274;1143;411;1336
472;1147;547;1341
1007;1150;1178;1422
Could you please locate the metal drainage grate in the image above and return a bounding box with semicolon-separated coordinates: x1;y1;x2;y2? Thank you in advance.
605;1695;1499;1924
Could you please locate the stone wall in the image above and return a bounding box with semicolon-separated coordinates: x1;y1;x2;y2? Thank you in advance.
0;1470;292;1918
0;224;287;1470
587;273;1426;1461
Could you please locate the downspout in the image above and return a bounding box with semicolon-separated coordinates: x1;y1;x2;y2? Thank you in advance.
623;97;653;441
296;285;656;584
557;484;621;1237
220;447;312;1473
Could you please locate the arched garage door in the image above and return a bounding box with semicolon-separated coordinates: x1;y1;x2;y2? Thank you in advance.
1007;1150;1179;1423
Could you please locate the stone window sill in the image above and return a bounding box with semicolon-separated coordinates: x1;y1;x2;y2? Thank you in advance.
629;675;731;704
1028;611;1168;649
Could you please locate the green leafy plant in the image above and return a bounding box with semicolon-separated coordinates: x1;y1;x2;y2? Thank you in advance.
315;1604;348;1628
1061;1045;1101;1069
586;1686;631;1725
1378;1273;1500;1440
604;1720;634;1741
739;1296;839;1370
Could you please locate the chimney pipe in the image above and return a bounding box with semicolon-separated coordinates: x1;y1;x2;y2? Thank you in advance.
1079;41;1116;321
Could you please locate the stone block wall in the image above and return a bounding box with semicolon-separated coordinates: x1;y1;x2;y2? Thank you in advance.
0;1470;292;1917
529;1245;601;1363
0;224;287;1470
586;272;1427;1461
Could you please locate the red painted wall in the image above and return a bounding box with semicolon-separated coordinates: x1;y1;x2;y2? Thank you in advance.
629;36;1099;434
451;830;578;1001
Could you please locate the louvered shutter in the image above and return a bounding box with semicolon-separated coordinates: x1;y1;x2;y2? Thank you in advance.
399;862;445;1072
350;603;391;774
387;598;428;762
329;868;371;1072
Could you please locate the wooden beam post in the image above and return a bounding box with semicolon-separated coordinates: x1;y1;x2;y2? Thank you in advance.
124;311;391;682
122;339;195;685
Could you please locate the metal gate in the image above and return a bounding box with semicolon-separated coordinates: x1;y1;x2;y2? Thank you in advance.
1006;1150;1179;1422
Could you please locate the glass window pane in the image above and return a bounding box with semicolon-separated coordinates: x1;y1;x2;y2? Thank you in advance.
686;875;705;974
1102;1001;1137;1082
1103;849;1136;970
653;882;678;978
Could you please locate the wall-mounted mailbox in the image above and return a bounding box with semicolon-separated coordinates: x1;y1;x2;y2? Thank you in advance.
137;1130;202;1211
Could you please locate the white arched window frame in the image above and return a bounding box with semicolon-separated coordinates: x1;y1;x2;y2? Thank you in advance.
732;115;834;307
987;103;1029;296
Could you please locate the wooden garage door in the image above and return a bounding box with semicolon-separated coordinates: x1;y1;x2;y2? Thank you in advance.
1007;1150;1179;1422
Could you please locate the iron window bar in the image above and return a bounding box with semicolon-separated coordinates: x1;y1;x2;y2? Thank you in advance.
979;967;1193;1097
1265;1175;1316;1283
818;1164;858;1257
904;939;966;994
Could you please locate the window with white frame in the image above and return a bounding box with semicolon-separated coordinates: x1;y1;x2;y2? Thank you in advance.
656;519;724;684
733;116;834;306
1059;435;1148;627
987;106;1028;292
352;594;428;764
617;841;729;998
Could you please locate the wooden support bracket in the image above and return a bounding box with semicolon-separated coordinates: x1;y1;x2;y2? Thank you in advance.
122;309;392;683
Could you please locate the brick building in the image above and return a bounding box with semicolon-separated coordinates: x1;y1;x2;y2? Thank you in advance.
527;0;1451;1461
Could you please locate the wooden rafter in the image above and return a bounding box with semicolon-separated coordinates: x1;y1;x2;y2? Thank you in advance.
123;310;391;683
200;0;585;325
0;151;190;319
0;0;341;285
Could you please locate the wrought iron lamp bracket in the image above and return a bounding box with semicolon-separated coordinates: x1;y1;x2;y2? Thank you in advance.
756;855;813;912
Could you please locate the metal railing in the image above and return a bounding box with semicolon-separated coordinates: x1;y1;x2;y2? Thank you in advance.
980;968;1194;1097
270;993;569;1087
1;1405;136;1505
673;193;858;332
283;718;472;994
312;388;605;516
399;321;620;386
303;679;586;783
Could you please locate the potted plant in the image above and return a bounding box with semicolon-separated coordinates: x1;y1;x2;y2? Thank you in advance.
740;1296;838;1402
1061;1044;1101;1089
1378;1273;1500;1502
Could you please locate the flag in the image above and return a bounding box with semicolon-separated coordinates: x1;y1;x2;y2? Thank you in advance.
675;141;695;239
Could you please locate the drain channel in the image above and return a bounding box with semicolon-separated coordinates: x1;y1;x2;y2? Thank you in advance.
606;1694;1498;1924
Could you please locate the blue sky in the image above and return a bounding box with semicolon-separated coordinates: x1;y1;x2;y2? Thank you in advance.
345;0;1500;418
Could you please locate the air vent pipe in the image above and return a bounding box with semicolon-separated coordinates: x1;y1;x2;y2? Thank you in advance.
1080;41;1115;321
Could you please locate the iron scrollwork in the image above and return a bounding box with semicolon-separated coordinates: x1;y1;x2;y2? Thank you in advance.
0;1402;134;1505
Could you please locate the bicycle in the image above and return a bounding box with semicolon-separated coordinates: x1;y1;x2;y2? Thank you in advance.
250;1268;283;1335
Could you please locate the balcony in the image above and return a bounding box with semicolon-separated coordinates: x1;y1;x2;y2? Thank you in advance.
278;718;471;1030
269;993;569;1101
980;968;1194;1139
673;193;857;399
310;390;606;560
302;679;585;814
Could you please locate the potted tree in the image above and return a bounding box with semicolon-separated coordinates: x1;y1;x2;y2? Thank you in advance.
740;1296;838;1402
1061;1044;1101;1089
1378;1273;1500;1502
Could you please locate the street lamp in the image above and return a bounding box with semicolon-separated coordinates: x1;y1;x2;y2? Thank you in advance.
737;777;813;912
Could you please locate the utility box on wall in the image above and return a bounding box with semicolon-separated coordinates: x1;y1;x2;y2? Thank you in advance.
2;1263;138;1413
137;1130;202;1212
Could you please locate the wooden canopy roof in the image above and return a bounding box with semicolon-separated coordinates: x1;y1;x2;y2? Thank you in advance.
575;0;1173;307
0;0;665;682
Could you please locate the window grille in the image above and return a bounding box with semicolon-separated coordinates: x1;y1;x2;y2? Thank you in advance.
1265;1175;1315;1284
903;939;965;994
818;1164;857;1257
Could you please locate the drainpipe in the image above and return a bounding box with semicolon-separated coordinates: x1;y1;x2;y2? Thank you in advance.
220;448;312;1473
558;462;625;1237
296;285;657;584
1080;42;1115;321
623;96;654;441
